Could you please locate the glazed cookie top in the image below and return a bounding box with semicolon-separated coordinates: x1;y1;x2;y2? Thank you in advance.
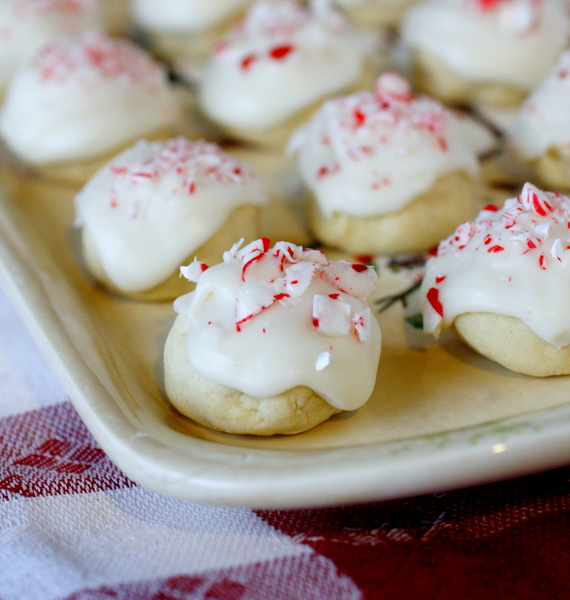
402;0;570;91
288;73;495;218
511;49;570;160
75;138;268;293
198;0;374;131
0;29;181;165
0;0;100;94
132;0;250;33
174;238;381;409
422;182;570;348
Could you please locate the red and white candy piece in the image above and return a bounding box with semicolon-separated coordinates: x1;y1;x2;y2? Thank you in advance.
180;239;378;342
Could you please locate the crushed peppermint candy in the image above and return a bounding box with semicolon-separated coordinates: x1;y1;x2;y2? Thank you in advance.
315;351;333;371
288;72;452;171
181;238;378;341
435;182;570;261
423;182;570;333
214;0;345;50
106;138;260;203
31;29;168;88
211;0;356;71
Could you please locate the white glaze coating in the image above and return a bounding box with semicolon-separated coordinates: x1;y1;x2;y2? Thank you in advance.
422;182;570;348
511;49;570;160
74;138;268;293
132;0;250;33
402;0;570;91
0;30;180;165
198;0;374;131
174;239;381;410
0;0;100;94
288;73;495;218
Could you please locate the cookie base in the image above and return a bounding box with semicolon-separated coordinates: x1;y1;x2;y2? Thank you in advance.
308;171;480;255
453;312;570;377
164;314;341;435
411;49;527;107
532;148;570;192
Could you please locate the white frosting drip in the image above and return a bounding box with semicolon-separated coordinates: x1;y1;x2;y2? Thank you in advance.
402;0;570;91
0;0;100;94
132;0;250;33
288;73;495;218
511;49;570;160
422;182;570;348
74;138;268;293
198;0;374;130
174;239;382;410
0;30;181;165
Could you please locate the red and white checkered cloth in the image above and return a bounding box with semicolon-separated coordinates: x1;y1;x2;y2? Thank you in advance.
2;282;570;600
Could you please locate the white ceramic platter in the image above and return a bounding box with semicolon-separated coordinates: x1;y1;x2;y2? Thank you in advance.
1;153;570;510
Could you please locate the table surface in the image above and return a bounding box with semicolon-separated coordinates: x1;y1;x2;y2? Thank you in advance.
1;281;570;600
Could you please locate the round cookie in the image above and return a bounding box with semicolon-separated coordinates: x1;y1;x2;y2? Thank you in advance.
0;0;100;97
288;73;495;255
197;0;380;149
0;29;181;184
511;50;570;192
164;238;382;435
401;0;570;107
75;138;268;300
422;182;570;376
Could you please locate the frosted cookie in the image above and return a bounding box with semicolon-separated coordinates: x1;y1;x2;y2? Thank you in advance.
401;0;570;107
422;182;570;376
131;0;251;69
197;0;378;148
74;138;268;301
510;50;570;191
287;72;496;255
0;30;181;184
165;238;382;435
0;0;100;97
335;0;421;28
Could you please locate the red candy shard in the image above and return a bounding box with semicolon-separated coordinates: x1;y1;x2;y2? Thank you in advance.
426;287;443;317
269;45;294;60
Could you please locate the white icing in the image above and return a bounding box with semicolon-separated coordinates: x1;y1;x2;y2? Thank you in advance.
132;0;250;33
288;73;495;218
510;49;570;160
0;30;180;165
422;182;570;348
402;0;570;91
198;0;374;130
174;239;382;410
74;138;268;293
0;0;100;94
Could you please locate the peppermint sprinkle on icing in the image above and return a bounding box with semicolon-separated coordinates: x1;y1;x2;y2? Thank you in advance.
436;183;570;260
181;238;378;341
32;29;166;88
290;73;451;169
422;182;570;342
104;138;261;211
214;0;349;68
